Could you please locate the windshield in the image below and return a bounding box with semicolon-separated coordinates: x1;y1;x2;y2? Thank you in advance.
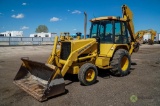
90;20;130;44
90;22;99;37
90;21;113;43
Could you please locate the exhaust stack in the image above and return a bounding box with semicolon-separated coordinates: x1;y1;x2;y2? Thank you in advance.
84;12;87;39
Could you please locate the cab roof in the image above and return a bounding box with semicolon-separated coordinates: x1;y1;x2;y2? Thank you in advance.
90;16;126;22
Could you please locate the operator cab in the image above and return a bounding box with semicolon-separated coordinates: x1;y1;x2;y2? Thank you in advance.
90;16;130;44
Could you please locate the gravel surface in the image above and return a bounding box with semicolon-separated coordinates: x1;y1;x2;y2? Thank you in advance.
0;44;160;106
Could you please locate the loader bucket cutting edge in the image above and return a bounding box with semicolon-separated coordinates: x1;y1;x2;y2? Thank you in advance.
13;58;65;102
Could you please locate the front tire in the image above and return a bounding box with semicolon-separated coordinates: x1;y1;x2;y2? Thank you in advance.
78;63;98;86
110;49;131;76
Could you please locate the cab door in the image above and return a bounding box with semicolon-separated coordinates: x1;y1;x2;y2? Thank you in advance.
98;20;114;56
114;21;130;44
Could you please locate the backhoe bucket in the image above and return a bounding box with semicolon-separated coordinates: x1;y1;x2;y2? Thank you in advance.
13;58;65;102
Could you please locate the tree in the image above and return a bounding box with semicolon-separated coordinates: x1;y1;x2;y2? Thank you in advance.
35;25;49;33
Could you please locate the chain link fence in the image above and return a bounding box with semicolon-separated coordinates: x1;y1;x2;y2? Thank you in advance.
0;37;54;46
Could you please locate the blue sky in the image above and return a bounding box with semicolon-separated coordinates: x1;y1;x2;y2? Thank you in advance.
0;0;160;36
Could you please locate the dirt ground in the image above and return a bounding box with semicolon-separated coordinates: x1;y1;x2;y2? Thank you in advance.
0;44;160;106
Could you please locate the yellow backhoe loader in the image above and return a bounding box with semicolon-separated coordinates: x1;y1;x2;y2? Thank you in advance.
135;29;157;45
14;5;139;101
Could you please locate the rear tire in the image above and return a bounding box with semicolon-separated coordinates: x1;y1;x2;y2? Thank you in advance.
110;49;131;76
78;63;98;86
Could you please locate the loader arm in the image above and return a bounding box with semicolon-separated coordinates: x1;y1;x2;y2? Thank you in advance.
47;36;58;64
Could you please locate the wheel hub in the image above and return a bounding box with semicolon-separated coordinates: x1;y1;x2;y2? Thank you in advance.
86;69;95;82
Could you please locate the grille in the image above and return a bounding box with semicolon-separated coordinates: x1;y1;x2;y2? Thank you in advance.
60;42;71;60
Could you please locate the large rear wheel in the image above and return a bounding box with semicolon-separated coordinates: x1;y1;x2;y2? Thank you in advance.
110;49;131;76
78;63;98;86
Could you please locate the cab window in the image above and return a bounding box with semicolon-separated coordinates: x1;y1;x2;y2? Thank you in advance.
114;21;129;44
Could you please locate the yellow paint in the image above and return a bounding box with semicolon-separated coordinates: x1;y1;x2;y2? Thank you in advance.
95;57;110;67
47;36;58;64
71;38;95;52
121;56;129;71
85;69;95;82
73;66;79;74
59;59;66;65
99;44;113;57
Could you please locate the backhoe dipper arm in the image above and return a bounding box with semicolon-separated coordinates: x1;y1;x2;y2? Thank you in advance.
149;29;157;37
122;5;135;42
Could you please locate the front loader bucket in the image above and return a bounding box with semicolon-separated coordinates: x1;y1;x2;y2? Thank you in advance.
13;58;65;102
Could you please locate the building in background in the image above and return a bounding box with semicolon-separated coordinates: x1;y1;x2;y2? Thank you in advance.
30;32;57;37
0;31;23;37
